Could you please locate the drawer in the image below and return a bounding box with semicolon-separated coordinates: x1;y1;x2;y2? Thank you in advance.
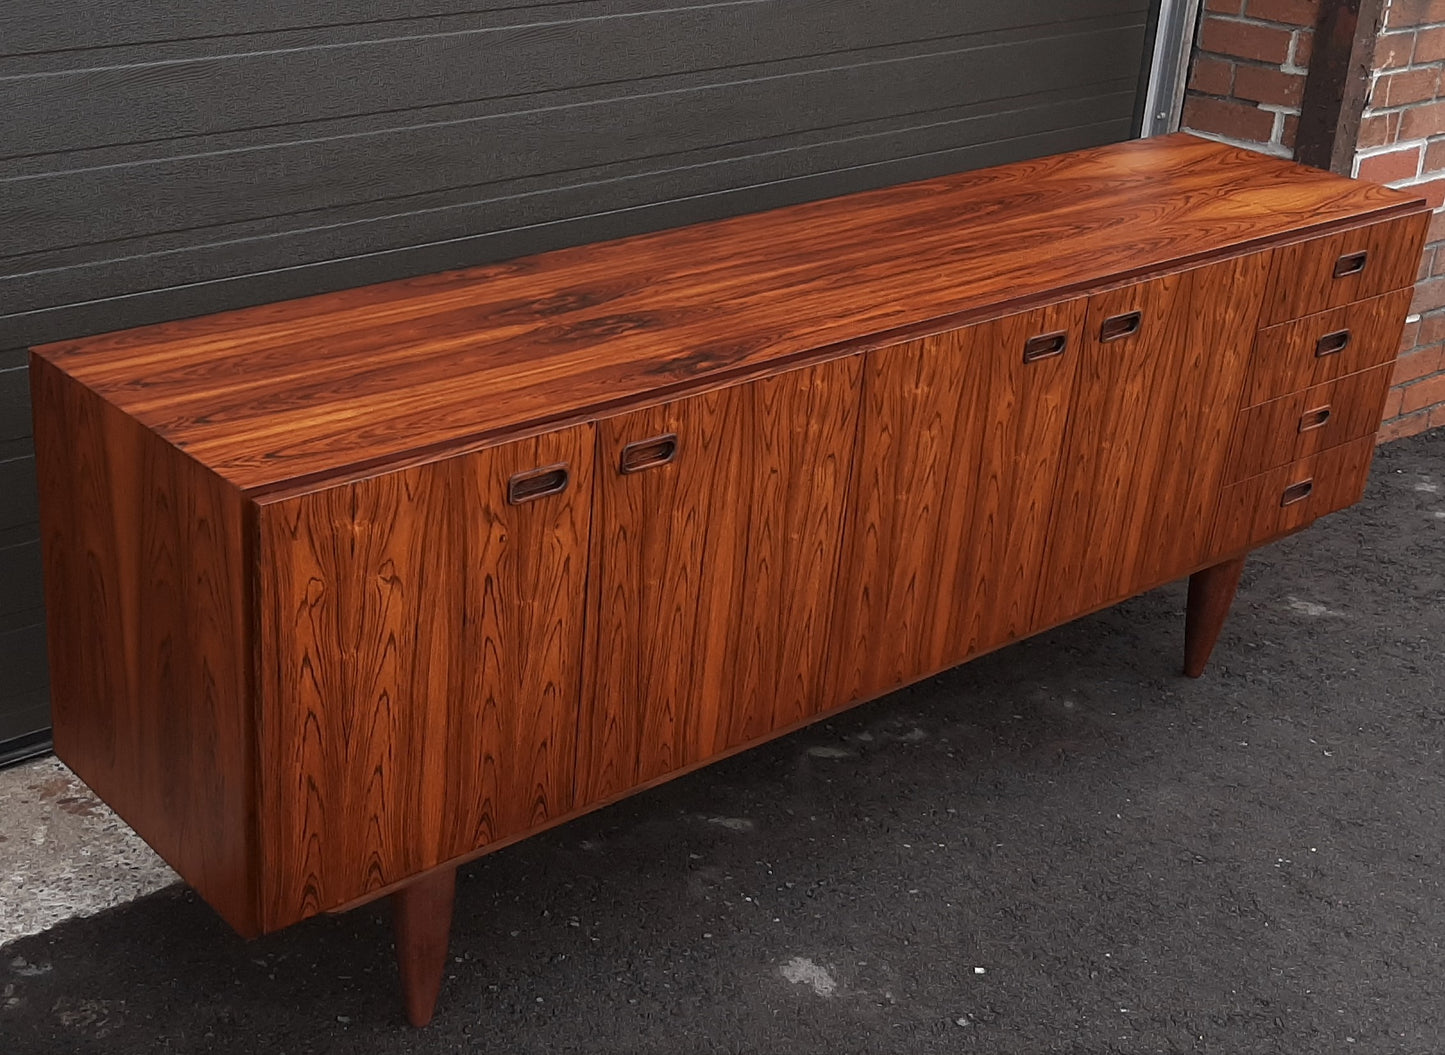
1211;434;1376;557
1225;362;1393;482
1243;286;1411;406
1259;213;1427;326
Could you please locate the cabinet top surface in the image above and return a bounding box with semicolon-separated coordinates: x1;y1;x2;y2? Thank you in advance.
34;133;1426;497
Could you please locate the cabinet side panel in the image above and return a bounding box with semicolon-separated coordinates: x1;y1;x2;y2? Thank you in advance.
30;355;257;935
259;459;465;927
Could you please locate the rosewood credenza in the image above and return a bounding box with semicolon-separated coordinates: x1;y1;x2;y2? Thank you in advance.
29;134;1428;1025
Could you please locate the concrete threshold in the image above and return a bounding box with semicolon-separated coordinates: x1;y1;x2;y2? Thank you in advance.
0;756;176;948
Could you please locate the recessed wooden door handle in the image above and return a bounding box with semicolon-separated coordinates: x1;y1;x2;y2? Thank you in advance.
1100;310;1142;342
620;433;679;474
1022;331;1068;363
1315;329;1351;357
1333;250;1368;278
1280;478;1314;506
507;463;569;505
1298;405;1332;432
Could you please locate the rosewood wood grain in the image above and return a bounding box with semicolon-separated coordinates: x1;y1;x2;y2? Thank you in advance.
1225;363;1394;483
392;865;456;1028
579;359;860;801
1036;271;1183;629
1035;254;1268;630
1259;212;1427;325
1183;557;1248;679
453;427;594;851
1129;252;1275;585
29;355;258;935
258;425;594;927
1242;287;1413;406
580;385;750;801
724;359;862;748
1211;434;1378;557
31;135;1426;496
25;137;1429;1030
828;299;1085;704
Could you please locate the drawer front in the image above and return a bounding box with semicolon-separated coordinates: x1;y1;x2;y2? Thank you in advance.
1243;286;1411;406
1259;213;1427;326
1225;362;1393;482
1211;434;1376;557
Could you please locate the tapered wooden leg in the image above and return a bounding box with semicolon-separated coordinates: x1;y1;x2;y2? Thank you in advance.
1183;555;1247;678
392;865;457;1027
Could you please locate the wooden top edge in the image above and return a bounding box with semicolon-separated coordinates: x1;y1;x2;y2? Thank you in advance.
33;133;1431;495
244;223;1427;504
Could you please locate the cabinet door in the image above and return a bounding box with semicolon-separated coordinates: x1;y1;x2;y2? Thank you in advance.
578;357;862;805
827;299;1086;706
728;358;862;747
1035;253;1270;630
258;425;593;928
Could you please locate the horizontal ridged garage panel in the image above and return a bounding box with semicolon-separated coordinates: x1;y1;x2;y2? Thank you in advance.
0;0;1154;347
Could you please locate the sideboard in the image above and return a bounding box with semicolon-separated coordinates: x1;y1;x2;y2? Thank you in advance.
29;133;1428;1026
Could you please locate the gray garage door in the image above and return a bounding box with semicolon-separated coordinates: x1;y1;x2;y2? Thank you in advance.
0;0;1162;760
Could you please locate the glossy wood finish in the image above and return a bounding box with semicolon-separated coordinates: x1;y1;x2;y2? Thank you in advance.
27;137;1428;1020
31;135;1425;497
580;358;861;803
29;355;258;935
1259;214;1428;326
1211;434;1378;557
392;866;456;1028
724;361;863;748
1226;363;1395;482
258;425;593;927
828;299;1085;704
1036;254;1270;629
581;385;749;800
1183;557;1248;679
1243;287;1414;406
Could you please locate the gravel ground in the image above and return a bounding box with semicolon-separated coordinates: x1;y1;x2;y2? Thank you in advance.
2;428;1441;1055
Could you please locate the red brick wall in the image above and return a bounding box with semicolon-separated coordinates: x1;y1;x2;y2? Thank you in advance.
1358;0;1445;439
1183;1;1317;155
1184;0;1444;440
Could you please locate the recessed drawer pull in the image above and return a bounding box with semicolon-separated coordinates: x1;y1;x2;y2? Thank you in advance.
1333;250;1369;278
620;433;679;474
1280;478;1315;507
507;463;569;505
1298;405;1332;432
1022;331;1068;363
1315;329;1351;357
1100;310;1142;342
